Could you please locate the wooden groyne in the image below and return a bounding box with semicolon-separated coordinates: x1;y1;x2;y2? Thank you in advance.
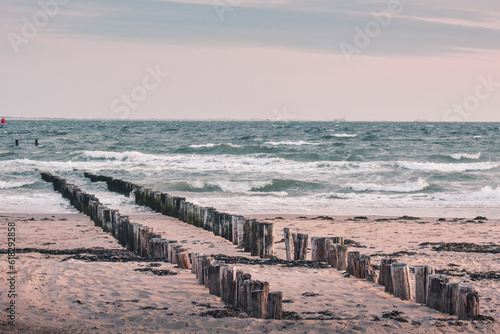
83;172;274;259
41;172;282;319
282;231;481;320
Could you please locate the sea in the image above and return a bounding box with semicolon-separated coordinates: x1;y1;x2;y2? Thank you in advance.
1;120;500;218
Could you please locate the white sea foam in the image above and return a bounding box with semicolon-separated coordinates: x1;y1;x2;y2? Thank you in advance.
449;152;481;160
347;178;429;193
188;143;242;148
328;133;358;138
262;141;321;146
82;150;156;161
0;191;75;214
456;186;500;202
397;161;499;172
80;151;390;175
0;180;36;189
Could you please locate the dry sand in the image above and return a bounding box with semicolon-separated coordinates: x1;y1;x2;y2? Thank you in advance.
1;212;499;333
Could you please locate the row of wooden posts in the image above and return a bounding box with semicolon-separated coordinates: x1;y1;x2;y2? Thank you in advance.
41;172;189;264
190;254;282;319
41;172;283;319
285;234;480;320
83;172;275;259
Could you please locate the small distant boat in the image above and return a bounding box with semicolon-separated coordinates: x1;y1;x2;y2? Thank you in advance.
415;119;428;122
333;116;346;122
1;118;5;125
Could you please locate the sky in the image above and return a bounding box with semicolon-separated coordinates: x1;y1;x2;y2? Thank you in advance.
1;0;499;121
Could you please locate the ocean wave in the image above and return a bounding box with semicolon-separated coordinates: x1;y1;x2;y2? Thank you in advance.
456;186;500;202
188;143;242;148
346;178;429;193
449;152;481;160
262;141;321;146
397;161;499;172
0;180;36;189
176;179;288;196
325;133;358;138
82;150;155;161
187;179;273;193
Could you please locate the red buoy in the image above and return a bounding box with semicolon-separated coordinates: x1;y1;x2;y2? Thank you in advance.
1;118;5;125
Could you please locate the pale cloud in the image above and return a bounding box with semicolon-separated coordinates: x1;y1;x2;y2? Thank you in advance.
2;0;499;57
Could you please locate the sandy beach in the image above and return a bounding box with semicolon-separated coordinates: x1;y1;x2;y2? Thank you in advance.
1;212;498;333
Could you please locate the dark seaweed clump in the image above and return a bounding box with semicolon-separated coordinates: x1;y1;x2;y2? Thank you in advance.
211;254;330;269
134;268;178;276
0;247;149;262
419;242;500;254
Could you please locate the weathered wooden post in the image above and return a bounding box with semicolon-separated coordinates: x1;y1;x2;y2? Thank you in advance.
219;213;227;239
259;222;274;258
365;265;379;283
391;263;412;300
310;237;321;262
414;266;434;304
237;274;252;309
235;216;246;248
177;251;191;269
196;256;211;285
284;228;294;261
267;291;283;320
213;211;221;236
224;213;233;242
293;233;309;261
191;253;200;274
203;207;215;231
220;266;235;304
326;241;338;268
251;221;260;256
356;255;370;278
251;290;267;319
209;263;222;297
443;282;459;315
426;274;449;311
167;243;179;264
149;238;161;259
231;215;238;244
346;251;360;275
140;226;153;258
457;284;480;320
243;220;253;252
146;231;161;259
379;258;397;293
245;280;269;314
235;273;251;308
336;244;348;270
312;237;336;262
231;270;243;306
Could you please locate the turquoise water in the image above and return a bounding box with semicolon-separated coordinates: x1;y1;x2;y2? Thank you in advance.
1;120;499;217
